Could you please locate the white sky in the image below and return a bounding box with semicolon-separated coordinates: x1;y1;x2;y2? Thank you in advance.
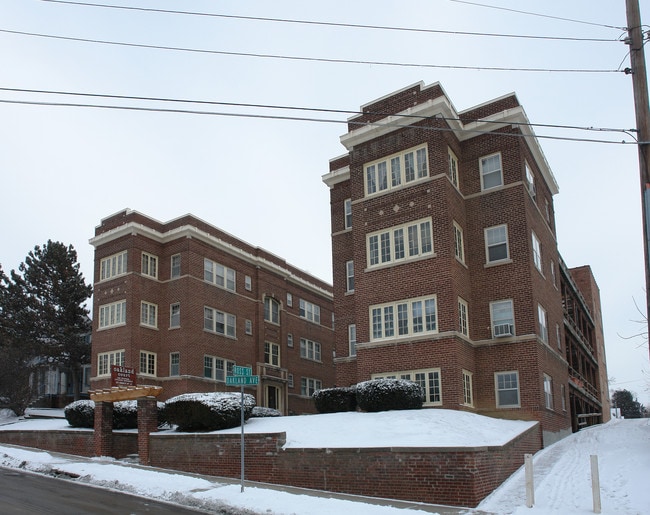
1;409;649;514
1;1;649;404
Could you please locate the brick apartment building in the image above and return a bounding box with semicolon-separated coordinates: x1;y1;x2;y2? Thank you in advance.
89;209;334;414
323;81;609;444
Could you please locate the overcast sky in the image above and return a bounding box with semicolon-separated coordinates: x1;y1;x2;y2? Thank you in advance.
1;0;649;404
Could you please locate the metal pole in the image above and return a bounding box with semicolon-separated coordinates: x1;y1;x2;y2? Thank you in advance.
626;0;650;346
240;385;245;493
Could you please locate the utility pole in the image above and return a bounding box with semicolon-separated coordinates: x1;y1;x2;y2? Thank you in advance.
625;0;650;351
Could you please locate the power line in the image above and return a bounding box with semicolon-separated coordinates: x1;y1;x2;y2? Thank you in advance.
40;0;619;43
0;28;623;74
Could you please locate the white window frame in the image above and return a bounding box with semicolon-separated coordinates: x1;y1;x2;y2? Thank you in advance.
544;374;553;410
100;251;127;281
370;295;437;341
141;252;158;279
525;161;536;200
97;349;125;376
140;301;158;329
560;384;566;411
480;152;503;191
286;292;293;307
300;377;322;397
170;254;181;278
495;371;520;408
462;370;474;406
346;260;354;292
490;299;514;338
550;260;557;287
203;355;235;382
203;306;236;338
170;302;180;328
367;218;434;268
373;368;441;406
538;304;549;343
458;297;469;336
264;342;280;367
300;338;321;362
170;352;180;376
245;275;252;291
288;373;294;389
348;324;357;357
299;299;321;324
264;297;280;325
98;300;126;329
485;224;509;264
245;319;253;335
556;323;562;350
448;147;459;189
364;144;428;196
287;333;293;347
453;221;465;263
139;350;156;376
532;231;542;272
203;258;236;292
344;198;352;229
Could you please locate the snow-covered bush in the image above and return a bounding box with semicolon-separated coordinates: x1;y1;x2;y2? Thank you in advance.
313;387;357;413
356;379;423;412
251;406;282;418
164;392;256;432
63;399;166;429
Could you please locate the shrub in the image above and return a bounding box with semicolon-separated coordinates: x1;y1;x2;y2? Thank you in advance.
313;387;357;413
64;400;95;428
63;399;167;429
251;406;282;418
164;392;256;432
356;379;423;412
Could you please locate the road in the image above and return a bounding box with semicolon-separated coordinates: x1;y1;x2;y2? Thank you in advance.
0;467;211;514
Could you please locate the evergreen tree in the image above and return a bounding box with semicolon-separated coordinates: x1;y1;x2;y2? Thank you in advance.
18;241;93;401
611;389;643;419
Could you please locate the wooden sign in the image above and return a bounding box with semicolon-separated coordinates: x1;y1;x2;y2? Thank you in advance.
111;365;136;387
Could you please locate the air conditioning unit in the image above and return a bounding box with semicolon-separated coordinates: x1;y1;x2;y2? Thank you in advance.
493;323;514;337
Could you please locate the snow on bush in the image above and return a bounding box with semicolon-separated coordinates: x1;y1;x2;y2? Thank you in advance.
251;406;282;418
64;400;95;428
63;399;166;429
164;392;256;432
355;378;423;412
313;387;357;414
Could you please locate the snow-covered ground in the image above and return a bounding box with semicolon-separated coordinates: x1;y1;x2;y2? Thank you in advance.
0;409;648;514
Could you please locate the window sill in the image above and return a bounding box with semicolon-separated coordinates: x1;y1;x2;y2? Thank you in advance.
484;258;513;268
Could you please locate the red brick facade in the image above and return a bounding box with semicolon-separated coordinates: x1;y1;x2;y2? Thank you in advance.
89;210;334;415
323;82;608;445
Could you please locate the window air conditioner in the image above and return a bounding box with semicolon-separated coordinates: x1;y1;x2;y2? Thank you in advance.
493;323;514;337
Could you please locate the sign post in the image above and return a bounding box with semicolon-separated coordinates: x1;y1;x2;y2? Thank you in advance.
225;366;259;493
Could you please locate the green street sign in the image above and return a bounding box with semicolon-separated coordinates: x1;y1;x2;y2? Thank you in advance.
226;375;259;386
232;365;252;376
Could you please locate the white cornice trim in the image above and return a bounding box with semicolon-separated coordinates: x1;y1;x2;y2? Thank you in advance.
322;165;350;189
89;223;332;299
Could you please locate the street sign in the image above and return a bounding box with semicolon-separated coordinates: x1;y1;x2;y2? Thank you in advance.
232;365;252;376
226;375;259;386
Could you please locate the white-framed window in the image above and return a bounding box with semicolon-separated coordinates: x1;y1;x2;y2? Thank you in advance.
97;349;125;376
538;304;548;343
373;368;441;405
495;371;520;408
545;199;551;223
100;251;127;281
140;301;157;328
286;292;293;307
203;306;236;338
265;342;280;367
560;384;566;411
139;350;156;376
170;352;180;376
171;254;181;278
245;319;253;335
532;232;542;272
458;297;469;336
288;374;294;388
448;147;459;188
556;323;562;350
453;221;465;263
550;260;556;287
98;300;126;329
367;218;433;268
365;144;428;196
544;374;553;409
370;295;437;341
346;260;354;292
142;252;158;279
264;297;280;325
300;377;322;397
485;225;509;264
480;152;503;190
491;299;514;337
170;302;180;328
287;333;293;347
462;370;473;406
525;161;536;199
299;299;321;324
348;324;357;357
245;275;252;291
344;198;352;229
300;338;321;362
203;355;235;381
203;258;236;292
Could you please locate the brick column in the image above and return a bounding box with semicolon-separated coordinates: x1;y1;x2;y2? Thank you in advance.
93;401;114;457
137;396;158;466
